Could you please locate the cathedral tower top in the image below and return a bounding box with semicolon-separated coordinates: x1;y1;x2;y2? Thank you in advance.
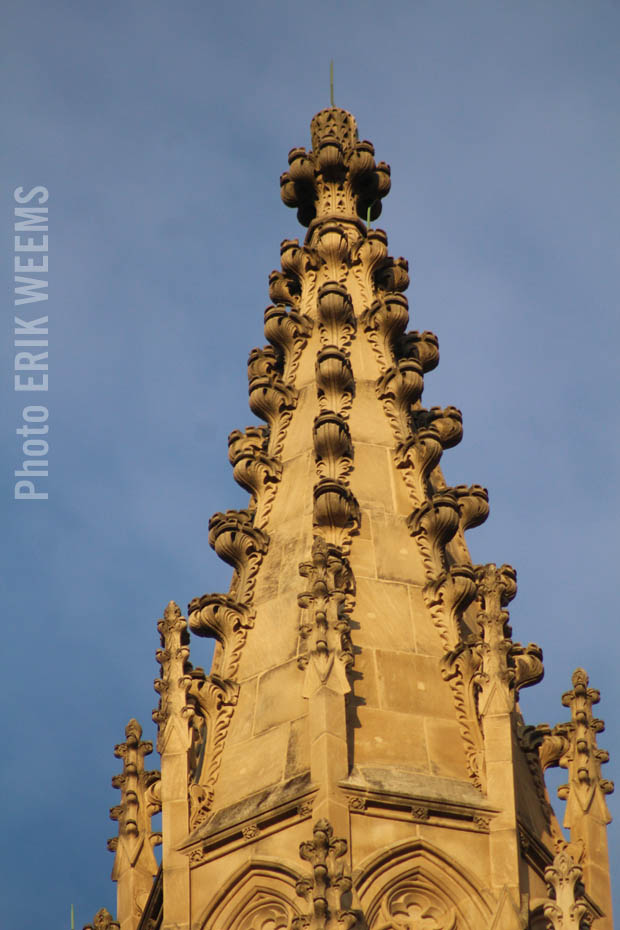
88;105;614;930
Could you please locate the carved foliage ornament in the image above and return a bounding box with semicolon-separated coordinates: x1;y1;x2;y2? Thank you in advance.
406;489;488;794
108;718;160;877
281;108;390;228
544;848;595;930
228;425;281;530
439;637;484;789
427;564;478;651
408;492;460;577
298;536;354;697
153;601;194;745
277;239;319;308
475;563;544;711
377;359;424;445
311;323;360;547
188;673;240;828
373;253;410;293
474;561;517;708
294;819;356;930
313;482;360;551
314;223;351;281
351;228;388;276
248;350;297;451
186;451;272;826
279;237;320;280
407;492;490;795
269;269;301;308
153;604;240;829
315;346;354;416
394;431;443;506
208;508;269;604
188;592;254;681
400;331;439;374
83;908;120;930
264;302;313;385
556;668;614;827
360;295;409;375
316;281;356;350
351;229;407;318
313;412;353;482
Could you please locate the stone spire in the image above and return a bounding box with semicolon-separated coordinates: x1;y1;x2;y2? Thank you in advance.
89;106;614;930
107;720;160;930
152;600;196;930
177;105;557;922
540;667;614;928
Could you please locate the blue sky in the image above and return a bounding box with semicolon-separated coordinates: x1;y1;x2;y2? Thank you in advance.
1;1;619;926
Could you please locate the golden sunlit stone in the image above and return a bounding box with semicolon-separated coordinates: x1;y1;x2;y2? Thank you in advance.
86;107;614;930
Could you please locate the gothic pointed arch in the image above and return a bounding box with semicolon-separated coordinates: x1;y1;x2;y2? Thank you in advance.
355;838;494;930
198;857;303;930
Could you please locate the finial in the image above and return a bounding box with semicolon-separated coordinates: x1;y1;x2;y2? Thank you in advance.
163;599;181;621
108;717;160;906
282;109;391;230
330;60;334;107
557;667;614;820
543;848;595;930
83;909;119;930
153;600;193;741
294;819;355;930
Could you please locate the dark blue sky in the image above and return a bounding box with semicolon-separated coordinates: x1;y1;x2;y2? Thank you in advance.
1;2;618;926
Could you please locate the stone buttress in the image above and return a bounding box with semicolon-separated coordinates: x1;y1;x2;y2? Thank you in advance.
91;107;615;930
